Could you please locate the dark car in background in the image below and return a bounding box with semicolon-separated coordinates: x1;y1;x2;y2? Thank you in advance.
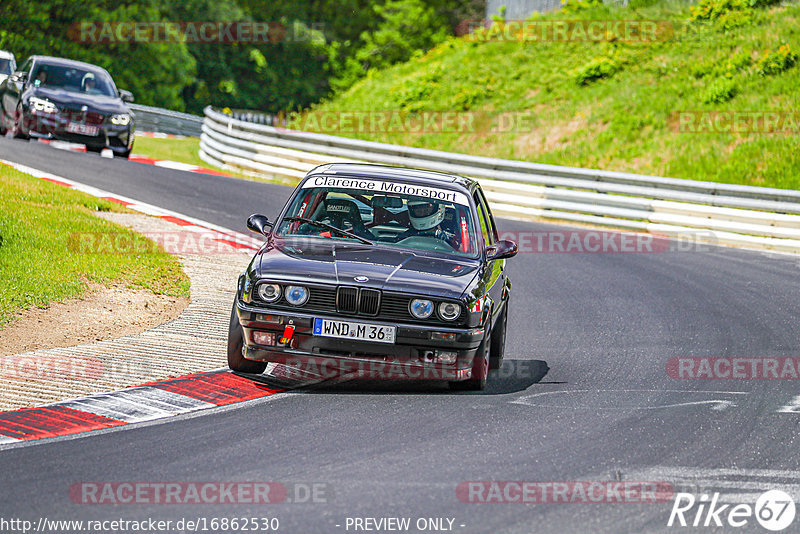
0;56;135;158
229;163;518;391
0;51;16;85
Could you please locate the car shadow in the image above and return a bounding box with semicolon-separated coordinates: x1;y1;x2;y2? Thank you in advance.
237;358;549;396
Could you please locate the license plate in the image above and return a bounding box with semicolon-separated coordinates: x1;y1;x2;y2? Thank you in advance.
313;318;396;344
66;122;99;136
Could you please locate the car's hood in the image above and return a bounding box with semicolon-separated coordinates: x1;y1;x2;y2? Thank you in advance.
30;87;128;114
255;240;480;300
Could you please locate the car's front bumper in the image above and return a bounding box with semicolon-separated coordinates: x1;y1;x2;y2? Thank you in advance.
23;111;133;152
237;299;483;382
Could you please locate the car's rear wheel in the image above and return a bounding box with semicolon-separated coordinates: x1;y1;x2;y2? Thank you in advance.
489;304;508;370
227;301;267;374
86;145;104;154
450;329;490;391
114;149;131;159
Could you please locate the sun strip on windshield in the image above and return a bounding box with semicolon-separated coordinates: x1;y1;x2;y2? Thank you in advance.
303;175;470;206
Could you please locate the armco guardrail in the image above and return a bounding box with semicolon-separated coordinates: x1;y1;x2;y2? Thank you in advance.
129;104;203;136
199;106;800;254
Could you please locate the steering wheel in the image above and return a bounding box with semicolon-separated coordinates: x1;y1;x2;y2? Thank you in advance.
395;235;456;253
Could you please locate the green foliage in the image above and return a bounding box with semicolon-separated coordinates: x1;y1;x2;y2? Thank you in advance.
575;56;620;85
332;0;451;94
309;1;800;190
561;0;605;15
755;44;797;76
701;77;737;103
690;0;781;23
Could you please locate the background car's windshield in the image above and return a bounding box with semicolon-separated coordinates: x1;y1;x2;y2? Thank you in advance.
0;59;12;75
30;64;116;97
276;185;479;257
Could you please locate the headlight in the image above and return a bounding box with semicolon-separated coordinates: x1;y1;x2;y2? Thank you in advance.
438;302;461;321
409;298;434;319
29;97;57;114
111;114;131;126
257;283;281;303
284;285;309;306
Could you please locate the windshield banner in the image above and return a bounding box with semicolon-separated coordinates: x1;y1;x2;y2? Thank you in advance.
302;175;470;206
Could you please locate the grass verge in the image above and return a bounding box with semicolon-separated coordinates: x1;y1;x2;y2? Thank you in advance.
303;1;800;190
0;163;190;326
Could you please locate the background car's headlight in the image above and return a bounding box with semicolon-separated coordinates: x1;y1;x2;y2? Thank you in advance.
285;285;309;306
257;283;281;303
111;114;131;126
438;302;461;321
30;97;57;113
409;298;434;319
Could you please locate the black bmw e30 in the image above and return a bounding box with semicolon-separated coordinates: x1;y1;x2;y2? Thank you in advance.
228;163;517;390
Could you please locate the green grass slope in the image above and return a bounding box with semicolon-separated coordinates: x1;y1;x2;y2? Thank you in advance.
303;1;800;190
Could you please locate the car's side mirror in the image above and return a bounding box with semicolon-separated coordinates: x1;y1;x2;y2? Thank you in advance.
12;71;27;84
487;239;518;260
247;214;273;237
119;89;134;103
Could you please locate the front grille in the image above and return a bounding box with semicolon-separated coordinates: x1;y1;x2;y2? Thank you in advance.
336;286;381;315
359;289;381;316
336;287;358;313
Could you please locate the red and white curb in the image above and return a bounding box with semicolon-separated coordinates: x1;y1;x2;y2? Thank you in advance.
37;137;230;177
0;160;283;444
0;370;281;444
0;158;261;251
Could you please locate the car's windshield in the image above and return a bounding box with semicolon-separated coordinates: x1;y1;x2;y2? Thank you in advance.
0;59;13;75
30;63;116;97
276;178;479;257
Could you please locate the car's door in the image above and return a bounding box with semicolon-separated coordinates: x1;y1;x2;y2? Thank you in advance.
2;57;31;126
473;186;505;329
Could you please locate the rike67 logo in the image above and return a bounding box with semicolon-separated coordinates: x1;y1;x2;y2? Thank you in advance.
668;490;796;531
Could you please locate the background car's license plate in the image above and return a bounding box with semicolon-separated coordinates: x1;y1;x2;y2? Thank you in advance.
313;318;396;344
67;122;99;136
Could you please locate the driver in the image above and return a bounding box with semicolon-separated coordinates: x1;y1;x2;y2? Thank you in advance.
82;73;96;93
396;199;457;247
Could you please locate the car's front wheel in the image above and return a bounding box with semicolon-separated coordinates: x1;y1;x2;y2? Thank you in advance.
450;329;490;391
489;304;508;370
227;301;267;374
11;108;28;140
114;148;131;159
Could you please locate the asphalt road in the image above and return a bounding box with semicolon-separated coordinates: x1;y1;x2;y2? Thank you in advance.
2;137;800;533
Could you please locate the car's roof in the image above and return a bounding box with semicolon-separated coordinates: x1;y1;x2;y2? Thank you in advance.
307;163;478;190
0;50;14;60
29;56;109;73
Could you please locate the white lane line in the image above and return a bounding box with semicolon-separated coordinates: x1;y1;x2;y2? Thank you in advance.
153;160;201;171
511;389;745;411
60;387;215;423
777;395;800;413
0;158;261;248
0;435;21;445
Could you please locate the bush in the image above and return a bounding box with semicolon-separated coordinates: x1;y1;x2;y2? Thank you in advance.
561;0;605;15
755;44;798;76
701;77;737;103
690;0;781;22
575;56;620;85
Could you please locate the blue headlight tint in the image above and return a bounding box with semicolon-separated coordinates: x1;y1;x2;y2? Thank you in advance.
285;285;309;306
409;298;434;319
